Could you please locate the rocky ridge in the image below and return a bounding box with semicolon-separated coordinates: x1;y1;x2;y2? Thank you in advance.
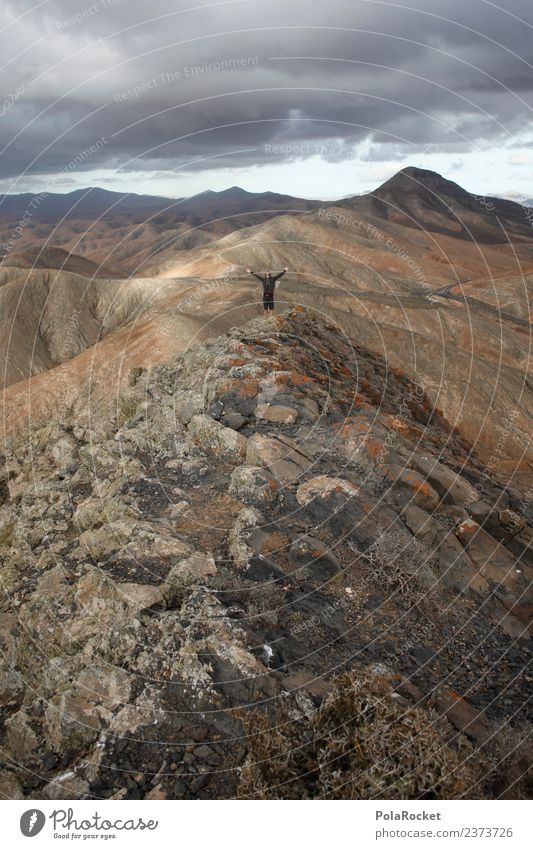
0;308;531;800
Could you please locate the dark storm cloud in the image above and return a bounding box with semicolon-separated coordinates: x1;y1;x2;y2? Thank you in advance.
1;0;532;182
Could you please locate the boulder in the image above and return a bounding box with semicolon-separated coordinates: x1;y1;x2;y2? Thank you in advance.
73;495;135;531
411;455;478;506
221;410;247;430
75;664;132;709
469;503;528;545
175;393;204;425
5;711;40;764
454;518;533;628
118;583;165;614
296;475;408;549
246;433;312;483
41;774;90;800
77;520;136;561
505;525;533;568
298;396;320;420
404;505;488;593
109;703;158;736
229;465;279;507
163;551;217;606
44;693;102;755
377;464;440;511
403;505;440;546
255;403;298;424
145;533;192;560
228;508;265;568
434;533;486;594
37;565;73;606
336;416;395;468
455;519;518;579
79;444;120;477
50;433;78;469
296;476;360;506
74;567;118;608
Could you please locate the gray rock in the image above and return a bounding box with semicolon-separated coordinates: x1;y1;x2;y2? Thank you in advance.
163;551;217;606
187;414;247;463
75;664;133;709
221;411;247;430
434;533;483;594
290;535;342;580
403;505;440;546
44;694;102;756
255;403;298;424
229;465;279;507
41;773;90;800
5;711;40;764
175;393;204;425
228;508;265;568
296;475;409;549
411;455;478;506
377;464;440;511
50;434;78;469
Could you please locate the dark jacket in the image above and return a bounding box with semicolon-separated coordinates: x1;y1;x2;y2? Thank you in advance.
250;270;286;296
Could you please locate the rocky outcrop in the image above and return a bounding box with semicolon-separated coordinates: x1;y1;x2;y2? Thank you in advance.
0;308;530;801
246;432;315;482
187;414;247;462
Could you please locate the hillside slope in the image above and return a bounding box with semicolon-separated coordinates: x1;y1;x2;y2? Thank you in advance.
0;187;324;275
1;169;531;469
1;309;531;800
0;246;124;279
347;166;533;243
143;195;533;466
0;268;158;386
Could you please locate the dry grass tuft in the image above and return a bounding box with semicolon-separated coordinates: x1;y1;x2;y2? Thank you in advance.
238;667;485;799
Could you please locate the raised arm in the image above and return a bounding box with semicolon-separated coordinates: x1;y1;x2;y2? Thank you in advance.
272;268;288;283
247;269;264;283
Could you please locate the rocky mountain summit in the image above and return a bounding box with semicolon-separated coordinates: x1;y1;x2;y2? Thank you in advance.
352;166;533;243
1;308;531;800
2;169;531;477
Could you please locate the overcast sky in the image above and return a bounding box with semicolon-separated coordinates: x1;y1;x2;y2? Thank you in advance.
1;0;532;199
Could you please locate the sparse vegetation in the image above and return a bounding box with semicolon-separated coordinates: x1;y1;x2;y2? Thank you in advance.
363;527;438;608
485;724;533;799
117;394;139;426
238;667;485;799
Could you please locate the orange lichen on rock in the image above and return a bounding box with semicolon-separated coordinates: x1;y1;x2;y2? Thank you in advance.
227;357;248;368
289;371;313;386
217;377;259;398
387;415;422;439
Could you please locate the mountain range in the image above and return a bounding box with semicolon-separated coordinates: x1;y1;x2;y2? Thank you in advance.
2;167;530;472
0;166;531;800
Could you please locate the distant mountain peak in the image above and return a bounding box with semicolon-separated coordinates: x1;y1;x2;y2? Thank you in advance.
340;165;531;243
399;166;442;178
217;185;252;198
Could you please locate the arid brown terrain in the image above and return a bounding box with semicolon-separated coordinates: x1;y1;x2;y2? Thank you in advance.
0;169;531;800
1;169;531;473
